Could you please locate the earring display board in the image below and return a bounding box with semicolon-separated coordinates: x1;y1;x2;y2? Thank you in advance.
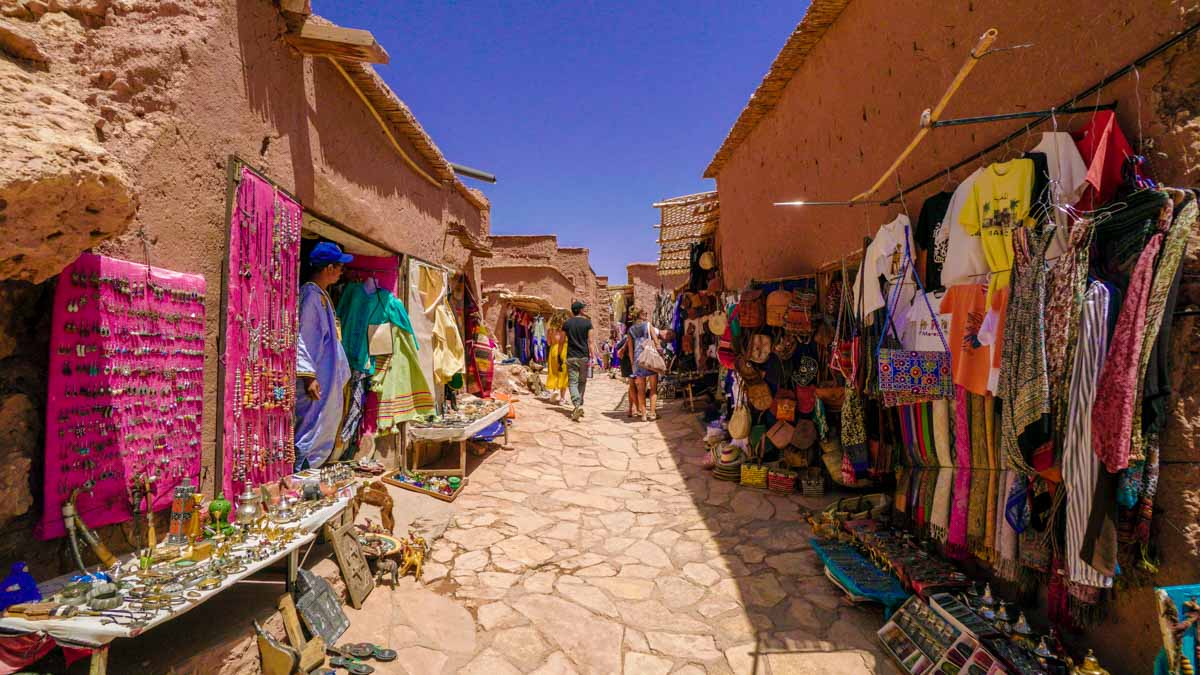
36;253;205;540
222;166;302;499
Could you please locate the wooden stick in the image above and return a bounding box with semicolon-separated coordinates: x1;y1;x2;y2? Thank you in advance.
851;29;998;203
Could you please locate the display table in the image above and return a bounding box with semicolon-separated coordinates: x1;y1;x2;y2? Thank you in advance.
0;495;350;673
404;403;510;477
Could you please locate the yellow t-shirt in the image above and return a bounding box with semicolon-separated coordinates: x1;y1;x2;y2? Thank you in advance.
959;159;1035;304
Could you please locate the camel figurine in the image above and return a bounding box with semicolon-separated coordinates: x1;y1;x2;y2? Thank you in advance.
398;532;428;582
351;481;395;534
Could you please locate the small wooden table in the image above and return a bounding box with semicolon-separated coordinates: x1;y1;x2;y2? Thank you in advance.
403;404;510;477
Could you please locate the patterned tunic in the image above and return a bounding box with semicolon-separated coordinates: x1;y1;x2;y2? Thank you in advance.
997;226;1054;475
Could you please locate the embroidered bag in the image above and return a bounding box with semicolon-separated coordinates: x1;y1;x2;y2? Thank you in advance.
738;289;765;329
717;325;736;370
792;355;819;387
829;260;859;384
784;288;817;340
875;227;953;403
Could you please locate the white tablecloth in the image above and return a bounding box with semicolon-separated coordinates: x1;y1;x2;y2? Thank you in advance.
407;403;509;442
0;495;350;648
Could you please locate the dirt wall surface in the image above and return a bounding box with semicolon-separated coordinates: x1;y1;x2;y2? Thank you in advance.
626;262;673;326
713;1;1199;287
710;2;1200;671
0;0;488;580
482;235;608;341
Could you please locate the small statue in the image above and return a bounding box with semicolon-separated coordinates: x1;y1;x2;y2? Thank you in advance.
398;533;428;582
376;559;399;588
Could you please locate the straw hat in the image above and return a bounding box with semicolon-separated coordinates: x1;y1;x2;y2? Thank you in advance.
699;251;716;270
706;311;728;335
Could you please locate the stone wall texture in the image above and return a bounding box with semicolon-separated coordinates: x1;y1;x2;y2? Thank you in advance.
710;2;1200;671
0;0;489;581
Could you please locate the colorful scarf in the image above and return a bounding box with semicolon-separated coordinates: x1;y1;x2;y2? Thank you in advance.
1092;231;1165;472
994;471;1020;580
931;467;953;543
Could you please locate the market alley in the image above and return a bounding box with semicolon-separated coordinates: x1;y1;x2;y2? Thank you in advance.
333;376;896;675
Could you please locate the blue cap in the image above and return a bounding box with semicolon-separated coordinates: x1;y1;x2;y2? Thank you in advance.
309;242;353;266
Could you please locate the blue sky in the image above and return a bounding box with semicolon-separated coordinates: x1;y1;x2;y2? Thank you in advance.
317;1;806;281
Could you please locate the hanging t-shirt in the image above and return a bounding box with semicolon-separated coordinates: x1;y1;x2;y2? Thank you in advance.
959;159;1035;306
852;213;917;325
1032;132;1089;260
915;192;953;292
940;167;989;287
1072;110;1133;212
901;290;949;351
940;284;991;396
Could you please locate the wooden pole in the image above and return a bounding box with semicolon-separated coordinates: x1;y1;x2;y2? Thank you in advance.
851;28;998;203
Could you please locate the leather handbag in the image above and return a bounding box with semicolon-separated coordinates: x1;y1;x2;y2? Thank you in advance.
736;356;762;382
767;420;795;451
773;389;796;422
747;381;773;411
737;289;765;329
784;289;817;340
875;228;953;403
749;333;772;364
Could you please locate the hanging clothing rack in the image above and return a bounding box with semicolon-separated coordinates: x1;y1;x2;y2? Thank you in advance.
773;20;1200;209
878;20;1200;205
924;102;1116;129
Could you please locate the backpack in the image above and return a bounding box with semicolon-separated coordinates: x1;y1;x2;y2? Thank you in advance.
738;289;765;329
749;333;772;364
784;289;817;340
766;289;790;327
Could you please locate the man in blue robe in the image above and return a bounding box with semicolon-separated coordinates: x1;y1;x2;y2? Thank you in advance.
295;242;353;470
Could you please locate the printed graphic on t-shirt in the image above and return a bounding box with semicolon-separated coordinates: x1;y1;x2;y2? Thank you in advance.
979;198;1021;242
963;309;984;350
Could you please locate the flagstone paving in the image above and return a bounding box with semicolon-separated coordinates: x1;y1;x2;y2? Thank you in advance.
339;376;897;674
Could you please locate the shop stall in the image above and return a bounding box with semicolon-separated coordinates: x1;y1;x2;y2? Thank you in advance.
699;25;1199;673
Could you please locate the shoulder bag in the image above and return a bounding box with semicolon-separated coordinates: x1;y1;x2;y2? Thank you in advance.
875;225;953;404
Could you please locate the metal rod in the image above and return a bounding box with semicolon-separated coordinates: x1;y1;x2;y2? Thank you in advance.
774;199;889;207
450;162;497;184
879;20;1200;205
926;102;1117;128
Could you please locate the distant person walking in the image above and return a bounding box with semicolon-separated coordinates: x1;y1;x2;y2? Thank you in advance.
545;323;569;406
624;307;661;421
562;301;595;421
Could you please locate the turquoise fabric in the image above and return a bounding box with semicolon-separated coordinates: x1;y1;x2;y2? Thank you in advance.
810;538;909;618
1155;584;1200;675
337;283;417;375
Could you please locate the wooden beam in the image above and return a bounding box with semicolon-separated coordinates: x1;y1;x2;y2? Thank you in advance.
285;21;389;64
279;0;311;16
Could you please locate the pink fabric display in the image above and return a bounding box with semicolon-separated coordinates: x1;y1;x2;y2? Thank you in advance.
37;253;205;540
221;167;303;499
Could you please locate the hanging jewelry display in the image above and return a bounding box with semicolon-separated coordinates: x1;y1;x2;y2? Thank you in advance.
221;166;301;499
36;253;206;540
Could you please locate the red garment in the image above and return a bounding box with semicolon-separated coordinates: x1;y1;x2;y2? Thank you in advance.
0;634;91;674
1072;110;1133;211
1091;232;1164;472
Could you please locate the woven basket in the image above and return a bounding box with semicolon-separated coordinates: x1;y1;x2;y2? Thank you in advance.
767;468;796;494
740;463;768;489
800;467;825;497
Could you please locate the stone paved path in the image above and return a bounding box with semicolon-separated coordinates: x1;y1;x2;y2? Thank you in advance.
339;376;897;674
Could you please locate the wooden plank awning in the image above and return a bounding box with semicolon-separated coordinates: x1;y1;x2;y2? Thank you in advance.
285;20;389;64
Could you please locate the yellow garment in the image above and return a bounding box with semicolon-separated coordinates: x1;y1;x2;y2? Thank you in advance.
432;302;465;386
546;342;568;389
959;159;1035;305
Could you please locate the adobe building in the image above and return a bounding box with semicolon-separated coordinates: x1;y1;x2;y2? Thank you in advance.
625;262;676;322
0;0;490;586
703;1;1200;668
479;234;607;347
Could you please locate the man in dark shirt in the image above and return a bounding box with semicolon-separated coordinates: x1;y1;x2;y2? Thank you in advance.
562;301;595;421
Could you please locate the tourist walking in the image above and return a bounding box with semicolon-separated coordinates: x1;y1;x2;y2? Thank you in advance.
545;323;569;406
562;301;595;421
624;307;661;421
